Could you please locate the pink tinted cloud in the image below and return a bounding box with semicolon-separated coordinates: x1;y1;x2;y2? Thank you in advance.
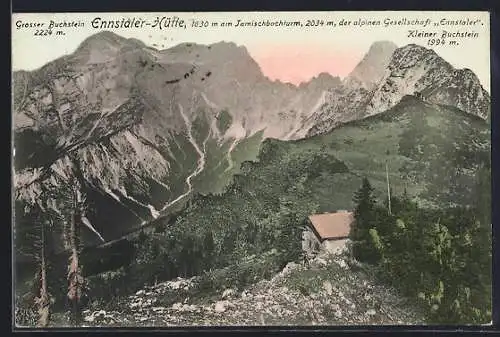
249;43;360;85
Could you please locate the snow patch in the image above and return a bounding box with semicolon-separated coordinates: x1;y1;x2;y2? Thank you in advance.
147;205;160;219
223;121;246;141
81;216;106;242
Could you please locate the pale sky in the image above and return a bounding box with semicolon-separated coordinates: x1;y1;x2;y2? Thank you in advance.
12;11;490;91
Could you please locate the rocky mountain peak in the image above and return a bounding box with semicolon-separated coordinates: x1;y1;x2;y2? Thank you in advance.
77;31;128;50
365;43;490;118
456;68;484;85
344;40;397;90
156;40;263;80
367;40;398;54
313;72;341;83
164;41;251;60
210;40;242;50
73;31;146;64
305;41;489;137
300;72;342;89
388;44;451;72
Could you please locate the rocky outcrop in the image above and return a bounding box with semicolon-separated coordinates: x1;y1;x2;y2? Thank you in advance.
305;44;490;137
343;41;397;90
366;44;490;118
13;32;344;254
78;252;424;327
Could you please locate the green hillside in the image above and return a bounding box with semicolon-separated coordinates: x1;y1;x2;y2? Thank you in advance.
116;95;490;290
235;95;489;212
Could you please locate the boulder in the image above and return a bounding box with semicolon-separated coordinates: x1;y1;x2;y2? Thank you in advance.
171;302;182;310
214;301;226;313
222;288;237;299
315;257;328;267
323;281;333;296
281;262;299;275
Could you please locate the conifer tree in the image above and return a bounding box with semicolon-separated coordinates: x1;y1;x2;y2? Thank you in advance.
19;193;56;328
350;177;377;262
49;178;88;326
67;184;85;325
33;212;53;327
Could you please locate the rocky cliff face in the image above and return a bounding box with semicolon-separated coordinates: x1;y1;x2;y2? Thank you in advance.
305;44;490;137
14;33;202;249
13;32;342;253
366;44;490;118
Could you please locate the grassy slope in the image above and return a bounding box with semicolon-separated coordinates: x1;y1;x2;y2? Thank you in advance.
159;96;490;275
273;95;490;210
